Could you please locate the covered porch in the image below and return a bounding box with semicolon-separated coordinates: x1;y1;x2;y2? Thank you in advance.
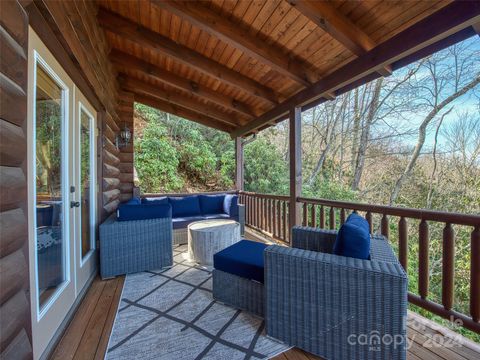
1;0;479;359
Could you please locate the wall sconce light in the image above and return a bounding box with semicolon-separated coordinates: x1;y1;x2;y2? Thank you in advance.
116;125;131;149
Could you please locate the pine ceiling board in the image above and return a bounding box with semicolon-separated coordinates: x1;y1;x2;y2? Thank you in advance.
241;0;266;26
223;48;244;69
283;21;317;59
369;0;452;44
203;36;220;59
138;0;151;28
271;13;309;51
150;1;162;33
230;0;251;22
265;8;302;47
257;0;291;41
219;0;238;16
249;0;281;36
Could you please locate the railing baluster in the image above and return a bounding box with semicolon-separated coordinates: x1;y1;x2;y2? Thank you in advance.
271;199;277;237
282;201;287;242
268;199;273;234
311;204;316;227
442;223;455;311
302;202;307;226
398;217;408;271
255;196;260;229
329;207;335;230
277;200;282;238
381;214;389;238
471;226;479;322
320;206;325;229
419;219;429;299
340;208;346;225
366;211;373;234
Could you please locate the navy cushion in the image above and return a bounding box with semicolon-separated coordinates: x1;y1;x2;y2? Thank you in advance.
169;196;202;217
199;195;225;215
203;213;230;220
172;216;205;230
117;204;172;221
223;194;239;217
126;196;141;205
142;196;169;205
214;240;268;283
333;213;370;260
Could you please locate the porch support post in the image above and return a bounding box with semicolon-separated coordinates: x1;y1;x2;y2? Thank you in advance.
289;106;302;240
234;136;244;190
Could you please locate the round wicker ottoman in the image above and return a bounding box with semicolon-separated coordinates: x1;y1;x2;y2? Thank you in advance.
187;219;241;266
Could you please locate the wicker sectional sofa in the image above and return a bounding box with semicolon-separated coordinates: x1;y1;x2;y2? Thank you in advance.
141;193;245;245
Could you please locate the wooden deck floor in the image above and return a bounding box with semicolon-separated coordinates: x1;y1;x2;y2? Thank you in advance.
50;229;480;359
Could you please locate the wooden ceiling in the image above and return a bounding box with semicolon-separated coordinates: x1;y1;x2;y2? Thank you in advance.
96;0;480;136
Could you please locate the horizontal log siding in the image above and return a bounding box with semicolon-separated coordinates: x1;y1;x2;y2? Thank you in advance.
0;1;33;357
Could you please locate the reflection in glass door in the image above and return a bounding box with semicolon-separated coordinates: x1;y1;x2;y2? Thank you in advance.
34;64;68;310
79;106;94;260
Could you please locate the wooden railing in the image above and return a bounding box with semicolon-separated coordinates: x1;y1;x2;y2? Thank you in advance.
239;191;480;334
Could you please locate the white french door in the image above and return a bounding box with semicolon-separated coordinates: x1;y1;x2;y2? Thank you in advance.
74;91;97;295
27;28;97;359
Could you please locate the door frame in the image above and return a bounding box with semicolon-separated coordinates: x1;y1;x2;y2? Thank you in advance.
27;27;76;359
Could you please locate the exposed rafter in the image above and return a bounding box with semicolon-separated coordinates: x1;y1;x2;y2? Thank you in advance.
110;50;256;119
231;1;480;138
153;0;315;86
134;94;235;133
287;0;392;77
97;8;279;106
121;76;243;127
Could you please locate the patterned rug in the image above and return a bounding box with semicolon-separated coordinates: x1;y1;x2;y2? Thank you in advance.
106;245;290;360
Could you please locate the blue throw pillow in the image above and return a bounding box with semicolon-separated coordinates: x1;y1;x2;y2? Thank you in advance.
223;194;238;217
333;213;370;260
142;196;169;205
125;196;141;205
169;196;202;217
199;194;225;215
117;204;172;221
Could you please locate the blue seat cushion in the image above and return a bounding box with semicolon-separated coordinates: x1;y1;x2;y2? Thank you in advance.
126;196;141;205
199;194;225;215
223;194;238;217
169;196;202;217
142;196;169;205
333;213;370;260
172;216;205;230
214;240;268;283
117;204;172;221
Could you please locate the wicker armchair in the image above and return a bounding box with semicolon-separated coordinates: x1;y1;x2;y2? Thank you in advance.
264;226;408;360
99;213;173;279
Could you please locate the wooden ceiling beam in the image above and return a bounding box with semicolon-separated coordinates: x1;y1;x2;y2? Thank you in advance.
134;94;235;133
231;1;480;138
287;0;392;77
97;8;279;106
110;49;256;119
153;0;315;86
120;76;242;127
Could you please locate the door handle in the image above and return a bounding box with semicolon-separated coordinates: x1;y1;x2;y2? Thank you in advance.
70;201;80;208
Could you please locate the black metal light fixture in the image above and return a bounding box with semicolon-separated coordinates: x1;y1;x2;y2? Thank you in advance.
116;125;131;149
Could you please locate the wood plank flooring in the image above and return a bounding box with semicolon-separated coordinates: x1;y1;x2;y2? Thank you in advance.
50;229;480;359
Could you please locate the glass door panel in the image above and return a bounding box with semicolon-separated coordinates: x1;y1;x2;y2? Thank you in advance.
35;64;67;310
79;107;93;259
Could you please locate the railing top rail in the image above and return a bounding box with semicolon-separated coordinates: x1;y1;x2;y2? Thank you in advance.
239;191;290;201
142;190;237;198
297;196;480;227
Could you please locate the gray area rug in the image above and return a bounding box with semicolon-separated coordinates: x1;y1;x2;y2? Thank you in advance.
106;245;290;360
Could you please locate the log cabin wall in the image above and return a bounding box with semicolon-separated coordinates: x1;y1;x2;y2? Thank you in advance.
117;91;134;202
32;0;124;219
0;1;33;358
